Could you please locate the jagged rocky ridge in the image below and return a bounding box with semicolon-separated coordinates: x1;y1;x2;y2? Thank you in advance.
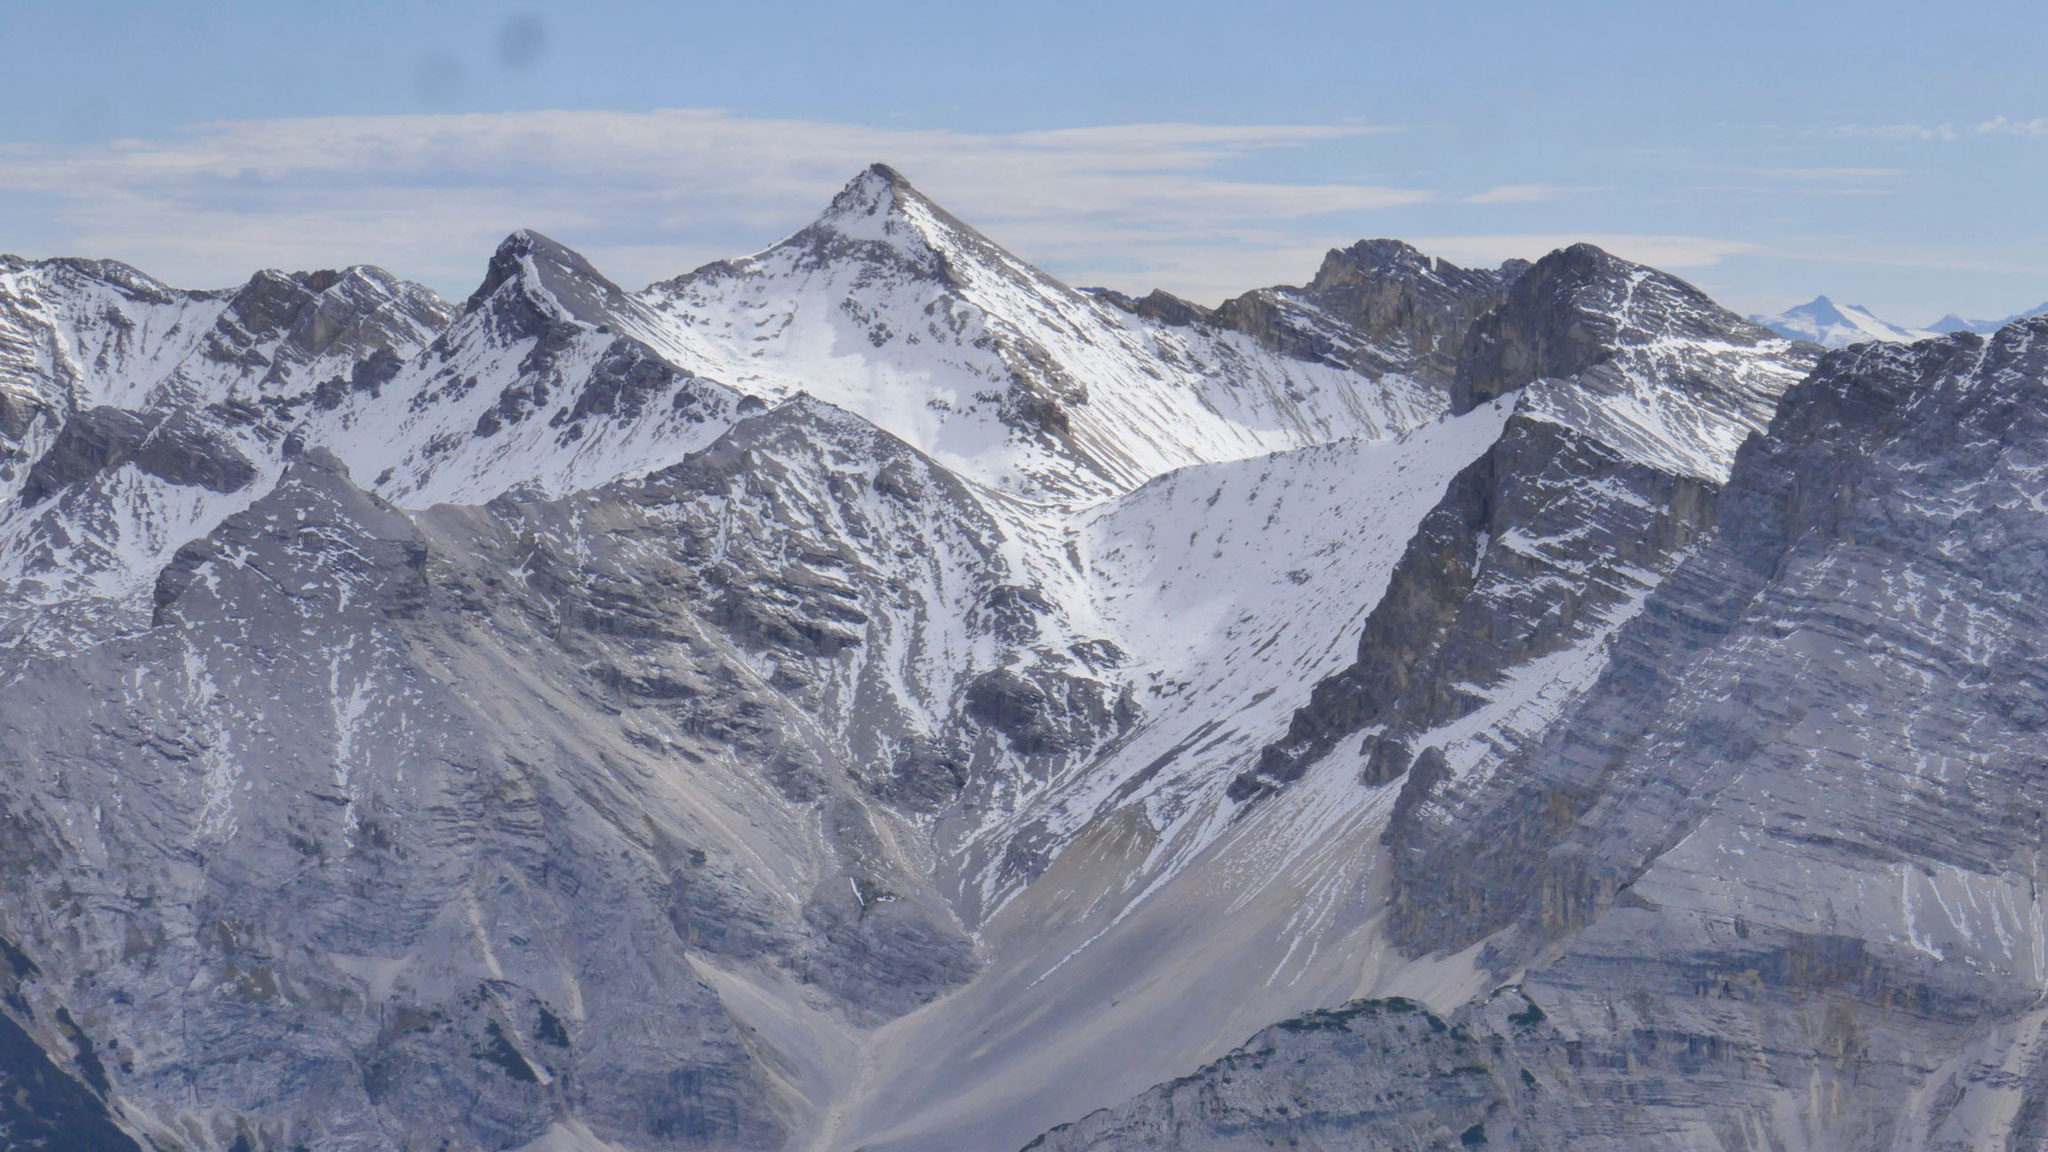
1100;237;1526;387
1236;243;1809;802
1038;316;2048;1152
0;163;2035;1152
0;257;451;650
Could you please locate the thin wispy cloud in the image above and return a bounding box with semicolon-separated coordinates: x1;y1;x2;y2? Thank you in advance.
1975;115;2048;139
1766;167;1905;181
1461;183;1575;205
1836;123;1959;142
1834;116;2048;143
0;108;1430;301
1769;239;2048;278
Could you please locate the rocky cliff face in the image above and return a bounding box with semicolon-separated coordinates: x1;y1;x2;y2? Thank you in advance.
0;413;1035;1148
1032;317;2048;1152
0;255;452;653
1;165;2029;1152
1028;996;1519;1152
1236;245;1811;803
1210;238;1525;385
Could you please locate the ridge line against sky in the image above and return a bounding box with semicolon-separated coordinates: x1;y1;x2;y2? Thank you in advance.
1;0;2043;322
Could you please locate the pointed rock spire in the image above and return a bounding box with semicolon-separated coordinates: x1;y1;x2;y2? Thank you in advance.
802;163;921;242
463;228;628;327
750;163;1038;294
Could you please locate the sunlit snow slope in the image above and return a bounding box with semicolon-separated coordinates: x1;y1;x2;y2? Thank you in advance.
1751;294;1936;348
634;165;1446;501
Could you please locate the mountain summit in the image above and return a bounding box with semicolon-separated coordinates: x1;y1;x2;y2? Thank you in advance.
1201;238;1524;384
639;165;1447;498
1750;294;1936;347
462;227;633;326
746;162;1019;289
1931;298;2048;335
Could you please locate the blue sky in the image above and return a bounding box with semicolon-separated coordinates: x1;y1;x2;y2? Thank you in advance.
2;0;2043;323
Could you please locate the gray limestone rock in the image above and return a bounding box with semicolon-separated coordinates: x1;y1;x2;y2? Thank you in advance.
1236;244;1802;804
1028;998;1516;1152
6;173;2018;1152
1214;238;1523;385
1451;243;1794;420
1046;317;2048;1152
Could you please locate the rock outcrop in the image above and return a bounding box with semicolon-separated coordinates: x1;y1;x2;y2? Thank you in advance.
1214;238;1525;385
1237;245;1811;803
1034;316;2048;1152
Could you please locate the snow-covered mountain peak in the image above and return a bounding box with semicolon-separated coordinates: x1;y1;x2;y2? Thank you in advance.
0;252;451;422
1749;294;1936;348
462;227;632;331
1457;242;1815;481
0;255;458;651
1931;312;1992;335
1;253;187;307
738;162;1057;303
815;161;918;229
633;167;1449;501
292;233;742;510
1930;300;2048;336
1205;239;1519;386
227;264;440;321
809;163;952;244
206;264;451;397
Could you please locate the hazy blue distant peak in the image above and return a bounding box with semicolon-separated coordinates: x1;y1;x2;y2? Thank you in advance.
1750;294;1936;348
1931;300;2048;335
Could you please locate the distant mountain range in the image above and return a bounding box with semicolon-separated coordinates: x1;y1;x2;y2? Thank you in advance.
1754;294;2048;347
1930;301;2048;335
4;164;2048;1151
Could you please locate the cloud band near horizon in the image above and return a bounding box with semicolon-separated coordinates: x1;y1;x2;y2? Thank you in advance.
0;107;1760;306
